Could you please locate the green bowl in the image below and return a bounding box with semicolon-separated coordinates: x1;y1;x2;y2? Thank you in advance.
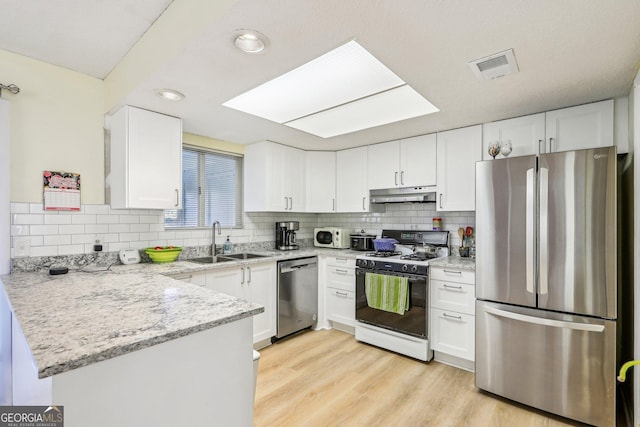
144;246;183;263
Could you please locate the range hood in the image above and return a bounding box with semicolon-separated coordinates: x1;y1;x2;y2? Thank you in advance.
370;186;437;204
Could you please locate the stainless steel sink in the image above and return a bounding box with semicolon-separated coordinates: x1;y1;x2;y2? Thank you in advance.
218;253;270;260
187;256;235;264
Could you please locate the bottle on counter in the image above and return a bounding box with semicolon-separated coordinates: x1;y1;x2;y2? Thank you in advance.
223;236;232;254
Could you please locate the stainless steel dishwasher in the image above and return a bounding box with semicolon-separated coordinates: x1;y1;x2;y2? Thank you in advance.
273;257;318;341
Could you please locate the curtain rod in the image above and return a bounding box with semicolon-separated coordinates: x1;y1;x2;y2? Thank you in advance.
0;83;20;96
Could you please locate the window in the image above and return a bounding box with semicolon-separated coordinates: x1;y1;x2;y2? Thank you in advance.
165;146;243;228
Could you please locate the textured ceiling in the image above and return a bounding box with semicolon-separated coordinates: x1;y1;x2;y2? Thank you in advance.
2;0;640;150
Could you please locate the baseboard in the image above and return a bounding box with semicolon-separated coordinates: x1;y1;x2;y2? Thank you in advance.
328;321;355;335
434;351;475;372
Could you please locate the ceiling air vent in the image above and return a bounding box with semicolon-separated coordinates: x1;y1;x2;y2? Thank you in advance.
468;49;519;80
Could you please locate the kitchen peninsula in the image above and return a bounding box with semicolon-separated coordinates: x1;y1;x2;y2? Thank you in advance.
1;265;263;427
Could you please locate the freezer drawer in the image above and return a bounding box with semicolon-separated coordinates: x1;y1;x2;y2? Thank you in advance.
476;301;616;427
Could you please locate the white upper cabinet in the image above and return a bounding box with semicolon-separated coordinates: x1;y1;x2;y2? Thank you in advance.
244;141;305;212
368;140;400;189
305;151;336;213
368;134;437;189
436;125;482;212
336;146;369;212
109;105;182;210
546;99;614;152
482;113;545;160
400;134;437;187
545;99;614;153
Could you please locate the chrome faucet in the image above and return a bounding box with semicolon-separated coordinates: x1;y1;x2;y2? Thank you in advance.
212;220;221;256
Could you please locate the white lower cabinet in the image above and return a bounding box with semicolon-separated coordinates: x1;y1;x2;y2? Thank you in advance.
429;266;475;371
173;262;276;346
324;256;356;328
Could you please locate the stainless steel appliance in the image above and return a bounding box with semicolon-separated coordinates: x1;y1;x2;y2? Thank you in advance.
475;147;620;427
313;227;350;248
355;230;449;361
350;231;376;251
274;257;318;341
275;221;299;251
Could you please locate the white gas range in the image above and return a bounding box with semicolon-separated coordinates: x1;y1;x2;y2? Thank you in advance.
354;230;449;361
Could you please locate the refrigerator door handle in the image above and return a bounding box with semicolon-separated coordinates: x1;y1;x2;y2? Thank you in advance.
526;168;535;294
484;306;605;332
539;167;549;295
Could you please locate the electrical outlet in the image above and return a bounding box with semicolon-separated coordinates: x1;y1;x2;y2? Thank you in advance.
13;237;31;257
94;239;102;252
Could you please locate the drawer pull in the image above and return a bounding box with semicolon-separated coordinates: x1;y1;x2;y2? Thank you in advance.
443;312;462;320
335;291;349;297
443;284;463;290
336;257;348;262
335;268;349;274
443;269;462;275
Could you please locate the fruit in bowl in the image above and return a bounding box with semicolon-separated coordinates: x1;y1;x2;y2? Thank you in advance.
144;246;182;263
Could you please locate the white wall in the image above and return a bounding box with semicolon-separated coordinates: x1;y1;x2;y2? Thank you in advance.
0;50;104;204
1;99;10;273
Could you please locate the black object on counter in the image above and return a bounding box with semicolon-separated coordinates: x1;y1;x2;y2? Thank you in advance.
49;266;69;275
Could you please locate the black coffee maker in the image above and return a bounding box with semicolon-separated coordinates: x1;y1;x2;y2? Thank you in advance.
275;221;299;250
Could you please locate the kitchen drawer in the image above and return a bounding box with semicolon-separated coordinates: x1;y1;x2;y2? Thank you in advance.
327;287;355;326
326;256;356;268
430;267;475;284
327;265;355;292
430;280;475;315
431;308;475;361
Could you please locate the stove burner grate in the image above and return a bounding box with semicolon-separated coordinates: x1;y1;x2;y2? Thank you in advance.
364;251;400;258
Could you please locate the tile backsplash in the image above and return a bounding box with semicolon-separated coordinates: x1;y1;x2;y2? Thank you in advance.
10;202;475;259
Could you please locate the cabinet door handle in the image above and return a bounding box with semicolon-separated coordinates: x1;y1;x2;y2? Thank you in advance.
335;291;348;297
284;196;288;210
241;267;245;284
401;171;405;186
443;269;462;276
538;139;545;154
247;267;252;284
335;268;349;274
395;171;398;186
362;197;366;211
332;198;335;211
174;189;179;207
289;197;293;210
443;312;462;320
443;284;463;290
439;193;443;209
549;137;555;153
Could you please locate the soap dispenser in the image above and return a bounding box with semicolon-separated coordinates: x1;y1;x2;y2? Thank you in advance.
223;236;232;254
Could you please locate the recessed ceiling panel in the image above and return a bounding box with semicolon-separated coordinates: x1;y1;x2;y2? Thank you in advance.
284;85;439;138
222;40;405;123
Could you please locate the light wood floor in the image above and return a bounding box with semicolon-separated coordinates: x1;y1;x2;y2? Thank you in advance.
254;329;583;427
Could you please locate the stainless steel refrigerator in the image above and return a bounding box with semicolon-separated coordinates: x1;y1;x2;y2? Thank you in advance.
475;146;618;427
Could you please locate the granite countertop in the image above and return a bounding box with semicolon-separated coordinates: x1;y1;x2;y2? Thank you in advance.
1;269;263;379
429;255;476;271
0;247;360;379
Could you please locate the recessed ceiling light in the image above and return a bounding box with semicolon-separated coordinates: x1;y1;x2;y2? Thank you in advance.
233;30;268;53
155;88;185;101
222;40;439;138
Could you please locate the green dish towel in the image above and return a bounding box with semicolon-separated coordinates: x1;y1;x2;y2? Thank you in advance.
364;273;409;315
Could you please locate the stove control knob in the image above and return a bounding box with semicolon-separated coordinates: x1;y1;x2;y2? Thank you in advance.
402;264;409;272
368;260;375;268
411;265;419;273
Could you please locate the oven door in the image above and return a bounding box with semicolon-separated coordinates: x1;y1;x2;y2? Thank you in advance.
355;268;428;338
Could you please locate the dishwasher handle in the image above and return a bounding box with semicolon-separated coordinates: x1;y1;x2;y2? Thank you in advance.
278;257;318;274
280;263;317;274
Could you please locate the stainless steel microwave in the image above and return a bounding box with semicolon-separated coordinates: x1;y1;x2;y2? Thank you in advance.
313;227;351;248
